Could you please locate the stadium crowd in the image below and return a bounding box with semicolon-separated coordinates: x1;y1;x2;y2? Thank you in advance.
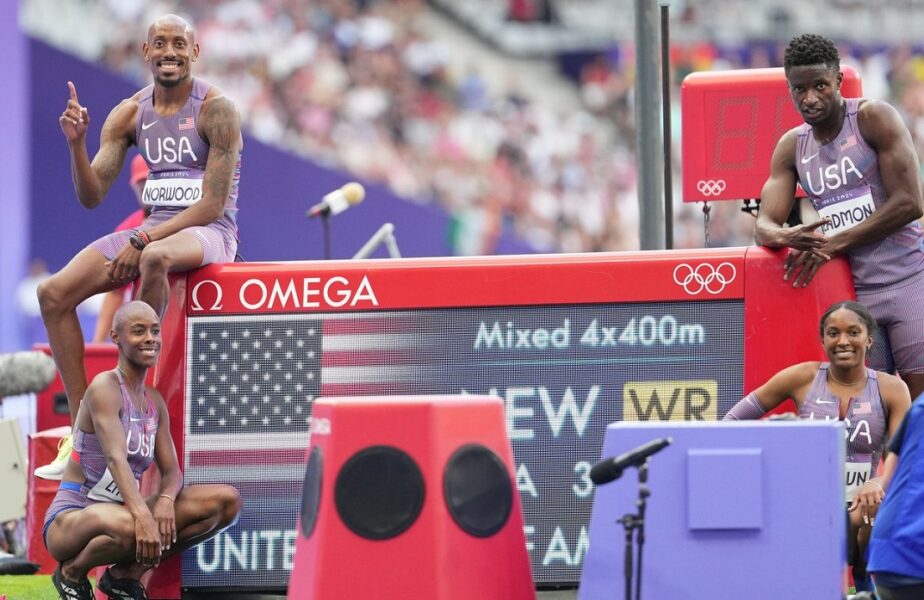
21;0;924;255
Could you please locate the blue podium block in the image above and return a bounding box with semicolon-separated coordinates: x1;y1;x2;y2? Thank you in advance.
580;421;845;600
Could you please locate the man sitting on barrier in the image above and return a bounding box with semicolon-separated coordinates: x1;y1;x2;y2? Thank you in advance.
42;301;241;600
723;300;911;591
36;13;243;479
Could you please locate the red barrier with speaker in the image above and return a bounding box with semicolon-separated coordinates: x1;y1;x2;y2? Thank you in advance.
288;395;534;599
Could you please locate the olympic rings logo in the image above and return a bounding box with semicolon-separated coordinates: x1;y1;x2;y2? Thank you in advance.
672;262;737;295
696;179;727;197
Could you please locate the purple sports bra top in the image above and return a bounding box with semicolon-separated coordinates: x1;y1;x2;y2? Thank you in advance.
798;363;888;500
73;369;158;503
134;77;240;237
795;97;924;290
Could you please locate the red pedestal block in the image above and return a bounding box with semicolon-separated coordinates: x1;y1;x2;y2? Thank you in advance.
288;395;535;600
26;426;71;573
33;343;119;432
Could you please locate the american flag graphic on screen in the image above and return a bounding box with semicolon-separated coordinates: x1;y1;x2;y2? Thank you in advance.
184;312;443;485
182;312;445;587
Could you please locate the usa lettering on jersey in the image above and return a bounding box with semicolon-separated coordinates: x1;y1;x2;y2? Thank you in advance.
144;136;199;164
803;155;864;195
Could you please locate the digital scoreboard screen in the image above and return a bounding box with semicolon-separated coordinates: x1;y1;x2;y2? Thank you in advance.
180;300;742;587
148;248;854;593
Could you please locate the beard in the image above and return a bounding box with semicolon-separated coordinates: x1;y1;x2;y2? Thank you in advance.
155;72;188;88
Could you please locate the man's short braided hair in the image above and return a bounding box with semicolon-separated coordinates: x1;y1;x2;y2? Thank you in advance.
783;34;840;73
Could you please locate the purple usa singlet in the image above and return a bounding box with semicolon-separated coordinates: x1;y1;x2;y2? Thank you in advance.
799;363;888;500
72;369;158;503
795;97;924;290
134;78;240;240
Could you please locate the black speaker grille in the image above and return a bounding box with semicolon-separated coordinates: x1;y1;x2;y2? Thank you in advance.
334;446;425;540
444;444;512;537
299;445;323;538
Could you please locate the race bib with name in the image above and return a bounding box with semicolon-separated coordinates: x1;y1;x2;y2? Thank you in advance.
815;185;876;236
844;461;872;501
142;176;204;207
86;467;139;503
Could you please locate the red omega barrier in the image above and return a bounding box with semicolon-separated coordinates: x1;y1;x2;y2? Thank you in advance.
139;247;853;596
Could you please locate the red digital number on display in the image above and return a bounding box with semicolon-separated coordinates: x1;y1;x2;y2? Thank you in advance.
681;66;861;202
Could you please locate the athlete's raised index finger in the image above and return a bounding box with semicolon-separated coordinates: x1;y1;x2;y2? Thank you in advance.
67;81;79;103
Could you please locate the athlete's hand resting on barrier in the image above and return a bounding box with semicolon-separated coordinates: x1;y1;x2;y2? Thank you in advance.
848;479;885;526
784;249;830;287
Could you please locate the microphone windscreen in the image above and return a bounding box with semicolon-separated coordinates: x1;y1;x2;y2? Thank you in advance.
0;351;57;397
342;182;365;205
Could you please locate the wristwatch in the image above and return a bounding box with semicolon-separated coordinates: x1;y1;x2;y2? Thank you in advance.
129;232;147;251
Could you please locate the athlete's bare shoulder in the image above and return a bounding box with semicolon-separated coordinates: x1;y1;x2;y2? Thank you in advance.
191;78;224;102
876;370;910;396
787;361;824;383
855;97;894;125
855;97;887;114
855;98;907;142
198;82;242;147
201;84;238;115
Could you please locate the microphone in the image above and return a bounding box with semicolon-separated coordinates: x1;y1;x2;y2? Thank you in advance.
0;351;57;397
306;182;366;218
590;437;672;485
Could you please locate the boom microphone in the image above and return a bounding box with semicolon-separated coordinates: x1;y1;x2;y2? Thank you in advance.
306;182;366;218
590;437;672;485
0;351;57;397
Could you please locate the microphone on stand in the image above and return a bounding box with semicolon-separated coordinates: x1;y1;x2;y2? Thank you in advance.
306;182;366;219
590;437;672;485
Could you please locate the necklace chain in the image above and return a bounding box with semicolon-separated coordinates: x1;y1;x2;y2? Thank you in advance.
117;366;149;414
827;369;865;387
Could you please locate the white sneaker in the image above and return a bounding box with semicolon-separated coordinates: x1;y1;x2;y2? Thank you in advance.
34;434;73;480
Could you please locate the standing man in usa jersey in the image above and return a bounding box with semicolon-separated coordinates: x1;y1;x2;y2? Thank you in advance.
755;33;924;401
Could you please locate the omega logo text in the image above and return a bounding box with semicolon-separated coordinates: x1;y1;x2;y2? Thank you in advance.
239;275;378;310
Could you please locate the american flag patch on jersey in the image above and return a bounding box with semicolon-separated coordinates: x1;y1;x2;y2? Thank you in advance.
853;400;871;415
840;135;857;150
178;117;195;131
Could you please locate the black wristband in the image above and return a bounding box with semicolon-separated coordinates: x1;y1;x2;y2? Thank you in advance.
128;232;147;251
